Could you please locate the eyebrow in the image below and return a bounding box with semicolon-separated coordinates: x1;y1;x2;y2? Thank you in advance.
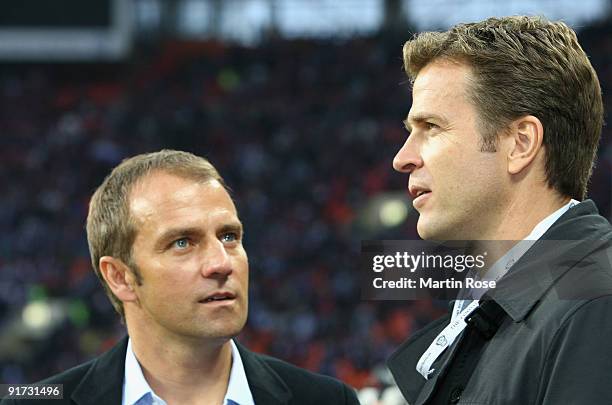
403;113;448;132
153;221;244;250
218;222;244;237
154;227;202;251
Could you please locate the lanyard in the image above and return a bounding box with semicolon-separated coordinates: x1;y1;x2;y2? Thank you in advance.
416;238;530;380
416;245;523;380
416;300;479;379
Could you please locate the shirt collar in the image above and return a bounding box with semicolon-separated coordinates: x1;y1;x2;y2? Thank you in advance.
457;199;579;306
224;340;255;405
122;338;255;405
524;199;579;241
490;199;579;277
123;338;164;405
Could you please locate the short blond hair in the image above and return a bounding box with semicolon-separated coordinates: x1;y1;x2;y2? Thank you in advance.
86;150;226;320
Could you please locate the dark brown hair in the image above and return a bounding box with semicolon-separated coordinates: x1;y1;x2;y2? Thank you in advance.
403;16;603;200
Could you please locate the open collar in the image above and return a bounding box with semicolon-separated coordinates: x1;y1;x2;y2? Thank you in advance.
122;338;255;405
485;200;611;322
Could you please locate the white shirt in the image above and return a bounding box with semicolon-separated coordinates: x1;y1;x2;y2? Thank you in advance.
122;338;255;405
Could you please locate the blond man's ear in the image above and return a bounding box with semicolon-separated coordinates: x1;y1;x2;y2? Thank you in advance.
99;256;140;304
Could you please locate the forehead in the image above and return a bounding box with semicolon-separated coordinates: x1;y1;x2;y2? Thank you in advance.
409;60;473;117
128;171;236;227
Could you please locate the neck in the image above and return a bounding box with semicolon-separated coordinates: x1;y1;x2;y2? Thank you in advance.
126;318;232;405
484;189;570;241
467;190;571;279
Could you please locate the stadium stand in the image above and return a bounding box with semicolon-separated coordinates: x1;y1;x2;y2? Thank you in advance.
0;19;610;404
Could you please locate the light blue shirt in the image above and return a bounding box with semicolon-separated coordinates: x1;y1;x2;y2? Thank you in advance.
122;338;255;405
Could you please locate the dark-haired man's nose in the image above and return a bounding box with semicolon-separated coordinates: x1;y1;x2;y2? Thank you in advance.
393;136;423;173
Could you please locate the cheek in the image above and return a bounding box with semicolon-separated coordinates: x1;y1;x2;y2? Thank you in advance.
234;253;249;283
138;261;192;296
138;274;175;301
229;250;249;291
422;137;458;169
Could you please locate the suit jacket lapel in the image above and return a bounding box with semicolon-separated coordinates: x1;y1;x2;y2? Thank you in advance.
236;343;292;405
71;337;128;405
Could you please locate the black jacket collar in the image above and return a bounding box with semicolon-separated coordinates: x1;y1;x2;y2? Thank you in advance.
70;337;293;405
71;337;127;405
486;200;612;321
237;343;292;404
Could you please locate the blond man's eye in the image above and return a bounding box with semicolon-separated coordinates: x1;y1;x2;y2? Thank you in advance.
173;238;190;249
221;233;238;242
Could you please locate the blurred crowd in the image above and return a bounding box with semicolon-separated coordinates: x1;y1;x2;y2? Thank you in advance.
0;20;610;404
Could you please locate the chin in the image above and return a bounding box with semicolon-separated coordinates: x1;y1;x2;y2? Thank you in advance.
416;218;437;240
211;316;247;338
186;325;243;342
417;218;455;241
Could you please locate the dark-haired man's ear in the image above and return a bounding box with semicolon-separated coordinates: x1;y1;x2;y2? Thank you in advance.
506;115;544;175
99;256;139;303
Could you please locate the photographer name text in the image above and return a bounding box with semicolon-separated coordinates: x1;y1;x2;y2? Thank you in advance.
372;277;496;289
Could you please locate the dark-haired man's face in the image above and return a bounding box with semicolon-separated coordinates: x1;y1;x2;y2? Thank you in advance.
393;60;509;240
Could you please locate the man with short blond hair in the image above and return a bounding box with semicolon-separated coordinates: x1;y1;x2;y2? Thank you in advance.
3;150;359;405
389;16;612;404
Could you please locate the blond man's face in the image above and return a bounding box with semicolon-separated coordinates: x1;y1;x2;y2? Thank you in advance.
126;171;248;341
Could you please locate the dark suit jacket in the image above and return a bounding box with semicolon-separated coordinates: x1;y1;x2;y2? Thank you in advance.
1;338;359;405
388;200;612;405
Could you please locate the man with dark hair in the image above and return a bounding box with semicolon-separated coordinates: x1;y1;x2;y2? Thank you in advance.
389;16;612;404
2;150;359;405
